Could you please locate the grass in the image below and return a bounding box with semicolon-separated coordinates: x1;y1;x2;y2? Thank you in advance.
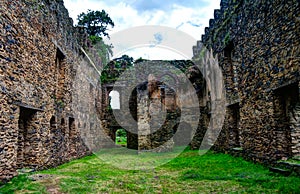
285;159;300;165
115;129;127;146
1;148;300;193
115;136;127;146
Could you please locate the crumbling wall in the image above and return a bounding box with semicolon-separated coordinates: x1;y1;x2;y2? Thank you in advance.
99;58;139;150
72;52;116;152
136;76;177;152
99;60;206;152
134;61;205;151
0;0;100;183
195;0;300;163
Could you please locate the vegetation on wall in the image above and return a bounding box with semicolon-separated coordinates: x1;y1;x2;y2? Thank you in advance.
100;55;135;83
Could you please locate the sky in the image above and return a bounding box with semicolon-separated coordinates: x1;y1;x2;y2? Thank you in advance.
64;0;220;60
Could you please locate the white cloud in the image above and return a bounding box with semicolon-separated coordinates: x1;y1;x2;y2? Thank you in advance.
64;0;219;38
63;0;220;59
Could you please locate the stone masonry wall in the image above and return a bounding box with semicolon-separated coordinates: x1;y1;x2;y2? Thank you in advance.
195;0;300;163
0;0;101;182
137;77;177;152
134;61;206;151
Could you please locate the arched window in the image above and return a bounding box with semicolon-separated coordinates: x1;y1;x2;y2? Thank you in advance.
109;90;120;109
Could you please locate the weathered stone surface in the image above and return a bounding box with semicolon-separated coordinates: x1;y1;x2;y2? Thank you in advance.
2;0;299;183
100;60;206;152
0;0;102;183
194;0;300;163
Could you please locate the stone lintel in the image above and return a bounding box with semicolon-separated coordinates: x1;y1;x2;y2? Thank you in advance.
267;78;300;93
51;38;66;57
226;99;240;107
13;102;44;112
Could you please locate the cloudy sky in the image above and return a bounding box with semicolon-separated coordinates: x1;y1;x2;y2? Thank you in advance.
64;0;220;59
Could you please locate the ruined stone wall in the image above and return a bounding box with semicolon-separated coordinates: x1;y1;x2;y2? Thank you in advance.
133;61;206;151
99;59;139;149
136;77;177;152
0;0;101;182
195;0;300;163
72;52;112;152
99;60;207;151
192;42;226;150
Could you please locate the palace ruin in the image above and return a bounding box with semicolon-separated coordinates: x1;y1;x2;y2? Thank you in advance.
0;0;299;183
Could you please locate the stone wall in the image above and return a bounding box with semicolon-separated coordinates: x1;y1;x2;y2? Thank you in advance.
136;75;178;152
194;0;300;163
3;0;299;184
192;43;226;150
136;61;206;152
0;0;102;183
99;57;139;150
99;60;207;152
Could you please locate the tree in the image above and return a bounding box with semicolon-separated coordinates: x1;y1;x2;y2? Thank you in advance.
114;55;134;68
77;9;114;65
77;9;114;38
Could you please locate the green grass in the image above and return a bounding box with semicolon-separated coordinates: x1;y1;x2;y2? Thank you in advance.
284;159;300;165
1;148;300;193
115;129;127;146
115;136;127;146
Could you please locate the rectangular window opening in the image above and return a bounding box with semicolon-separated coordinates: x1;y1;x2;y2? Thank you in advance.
56;48;66;101
69;117;75;138
227;103;240;148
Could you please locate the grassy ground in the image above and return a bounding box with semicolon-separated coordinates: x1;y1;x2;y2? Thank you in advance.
1;148;299;194
115;136;127;146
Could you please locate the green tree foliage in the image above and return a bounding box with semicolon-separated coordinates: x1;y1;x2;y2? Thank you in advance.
77;9;114;38
100;55;134;83
134;57;148;64
113;55;134;68
116;129;127;138
77;10;114;66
